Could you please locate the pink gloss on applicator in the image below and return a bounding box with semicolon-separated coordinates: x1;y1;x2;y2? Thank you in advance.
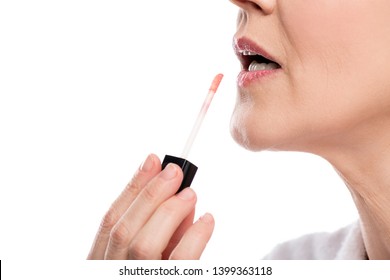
162;73;224;193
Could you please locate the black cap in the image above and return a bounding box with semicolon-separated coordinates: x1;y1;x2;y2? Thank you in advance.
162;155;198;193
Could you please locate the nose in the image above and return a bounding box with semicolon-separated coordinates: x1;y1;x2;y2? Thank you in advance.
229;0;276;15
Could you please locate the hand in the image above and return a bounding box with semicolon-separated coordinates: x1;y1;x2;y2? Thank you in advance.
87;153;215;260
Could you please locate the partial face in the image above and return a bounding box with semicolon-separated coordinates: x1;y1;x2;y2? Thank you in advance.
230;0;390;152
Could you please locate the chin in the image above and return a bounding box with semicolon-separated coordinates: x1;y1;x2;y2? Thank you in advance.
229;107;311;153
230;126;282;152
229;113;281;152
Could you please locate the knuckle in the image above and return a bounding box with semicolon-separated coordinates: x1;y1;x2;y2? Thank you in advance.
110;222;132;247
99;208;119;233
124;175;143;196
128;239;155;260
141;184;161;204
158;202;177;217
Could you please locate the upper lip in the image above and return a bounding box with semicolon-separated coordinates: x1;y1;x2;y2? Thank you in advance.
233;37;281;70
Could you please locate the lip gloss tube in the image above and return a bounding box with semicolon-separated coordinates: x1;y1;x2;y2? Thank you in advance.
162;74;223;193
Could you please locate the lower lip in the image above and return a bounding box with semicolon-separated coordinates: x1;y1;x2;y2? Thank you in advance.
237;69;281;88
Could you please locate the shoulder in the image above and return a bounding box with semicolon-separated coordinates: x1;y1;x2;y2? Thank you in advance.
263;221;366;260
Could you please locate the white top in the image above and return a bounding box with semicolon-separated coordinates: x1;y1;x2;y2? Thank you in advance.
263;221;367;260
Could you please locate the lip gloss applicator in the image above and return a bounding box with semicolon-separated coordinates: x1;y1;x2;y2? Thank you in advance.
162;73;224;193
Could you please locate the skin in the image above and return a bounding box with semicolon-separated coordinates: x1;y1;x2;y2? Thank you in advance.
89;0;390;260
230;0;390;259
87;154;214;260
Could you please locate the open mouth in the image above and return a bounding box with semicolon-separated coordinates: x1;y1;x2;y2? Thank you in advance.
234;37;282;87
238;50;281;71
234;37;281;72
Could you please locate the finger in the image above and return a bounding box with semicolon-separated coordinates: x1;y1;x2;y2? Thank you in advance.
169;213;215;260
105;163;184;259
162;208;195;259
87;153;161;259
127;188;197;260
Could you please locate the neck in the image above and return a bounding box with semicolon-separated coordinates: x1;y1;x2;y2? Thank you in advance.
305;117;390;259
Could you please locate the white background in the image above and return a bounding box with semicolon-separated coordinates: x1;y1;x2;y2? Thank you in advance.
0;0;358;264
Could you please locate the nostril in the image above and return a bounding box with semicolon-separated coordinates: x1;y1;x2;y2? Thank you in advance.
249;2;263;11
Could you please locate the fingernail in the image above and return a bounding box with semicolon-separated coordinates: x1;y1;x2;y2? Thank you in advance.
140;154;154;172
177;188;194;200
161;163;178;180
200;213;214;224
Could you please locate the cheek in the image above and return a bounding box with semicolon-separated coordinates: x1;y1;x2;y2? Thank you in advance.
280;1;390;129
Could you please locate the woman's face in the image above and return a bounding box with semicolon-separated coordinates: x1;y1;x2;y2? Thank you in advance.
230;0;390;152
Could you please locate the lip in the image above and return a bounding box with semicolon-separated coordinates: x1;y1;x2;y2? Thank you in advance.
234;37;282;87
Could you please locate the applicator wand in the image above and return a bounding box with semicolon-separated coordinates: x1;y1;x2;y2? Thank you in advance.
162;74;224;193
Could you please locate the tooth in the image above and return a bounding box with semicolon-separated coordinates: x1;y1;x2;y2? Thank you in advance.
243;51;257;56
249;61;280;71
249;61;267;71
264;63;279;70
